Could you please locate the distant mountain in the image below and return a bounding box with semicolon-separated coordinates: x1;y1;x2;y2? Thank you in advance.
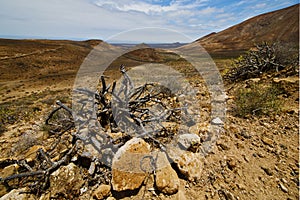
197;4;299;55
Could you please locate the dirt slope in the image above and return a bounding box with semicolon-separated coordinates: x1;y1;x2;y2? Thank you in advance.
0;39;102;81
197;4;299;54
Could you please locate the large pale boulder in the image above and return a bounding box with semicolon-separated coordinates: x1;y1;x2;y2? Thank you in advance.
111;138;151;191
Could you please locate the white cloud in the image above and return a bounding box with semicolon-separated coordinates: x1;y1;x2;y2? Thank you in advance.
198;7;222;15
252;3;267;9
0;0;298;42
94;0;178;14
93;0;203;15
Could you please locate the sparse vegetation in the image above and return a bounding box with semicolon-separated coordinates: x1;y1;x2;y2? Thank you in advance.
0;7;299;198
224;42;298;82
11;133;40;154
233;83;282;117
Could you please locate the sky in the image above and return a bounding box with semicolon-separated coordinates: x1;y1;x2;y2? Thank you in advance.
0;0;298;43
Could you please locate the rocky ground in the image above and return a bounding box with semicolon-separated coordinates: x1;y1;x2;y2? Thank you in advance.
0;40;299;200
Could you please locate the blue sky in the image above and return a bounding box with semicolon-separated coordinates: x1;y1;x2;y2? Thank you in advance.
0;0;298;43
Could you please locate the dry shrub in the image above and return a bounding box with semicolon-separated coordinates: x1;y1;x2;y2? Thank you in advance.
225;42;299;82
234;83;282;117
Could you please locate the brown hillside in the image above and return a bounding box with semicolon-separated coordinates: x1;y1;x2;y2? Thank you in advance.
0;39;102;81
198;4;299;55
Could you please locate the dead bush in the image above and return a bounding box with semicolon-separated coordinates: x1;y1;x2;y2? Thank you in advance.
224;42;298;82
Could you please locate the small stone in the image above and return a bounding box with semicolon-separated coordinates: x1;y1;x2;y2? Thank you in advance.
155;152;179;195
227;159;237;170
38;192;51;200
216;141;230;151
0;188;35;200
0;164;19;178
261;166;273;176
281;178;288;184
111;138;150;192
211;117;223;125
93;184;111;200
243;155;250;162
214;93;228;102
49;163;85;198
178;133;200;150
274;165;280;172
106;197;116;200
273;77;299;84
88;162;96;175
257;152;265;158
279;183;288;193
261;136;273;147
224;190;235;200
1;164;20;196
237;183;246;190
80;186;88;194
23;145;45;162
188;124;202;135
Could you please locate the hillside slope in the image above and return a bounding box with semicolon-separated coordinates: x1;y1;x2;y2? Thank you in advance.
0;39;102;81
197;4;299;54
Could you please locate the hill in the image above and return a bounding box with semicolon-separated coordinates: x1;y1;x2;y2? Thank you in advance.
197;4;299;56
0;38;102;81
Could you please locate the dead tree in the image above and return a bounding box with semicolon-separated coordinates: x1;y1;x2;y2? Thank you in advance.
224;42;284;82
0;64;193;195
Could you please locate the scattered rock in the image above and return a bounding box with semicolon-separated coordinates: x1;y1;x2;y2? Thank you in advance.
189;122;209;135
273;77;299;84
49;163;85;198
223;190;236;200
227;159;237;170
88;161;96;175
257;152;265;158
238;131;252;139
23;145;45;163
0;164;20;197
93;184;111;200
248;78;261;83
261;166;273;176
0;164;19;178
167;145;203;181
0;188;35;200
212;117;224;125
279;183;288;193
188;124;200;135
216;141;230;151
281;178;288;184
214;93;228;102
155;152;179;195
178;133;200;150
39;192;51;200
111;138;150;192
261;136;273;147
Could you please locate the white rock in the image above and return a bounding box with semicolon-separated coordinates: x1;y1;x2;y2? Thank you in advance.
178;133;201;150
279;183;288;193
211;117;223;125
167;145;204;181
